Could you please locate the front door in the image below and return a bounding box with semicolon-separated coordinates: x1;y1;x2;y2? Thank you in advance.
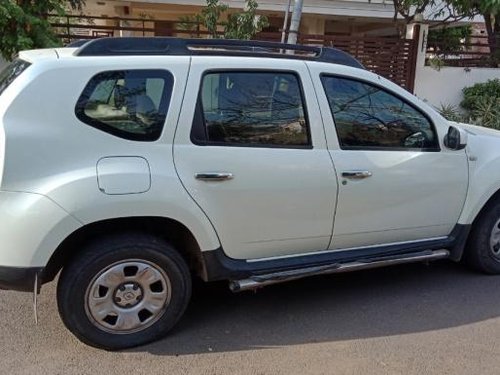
311;71;469;250
173;58;337;260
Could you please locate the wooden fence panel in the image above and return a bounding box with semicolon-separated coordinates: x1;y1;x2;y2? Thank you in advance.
256;32;418;90
299;34;418;91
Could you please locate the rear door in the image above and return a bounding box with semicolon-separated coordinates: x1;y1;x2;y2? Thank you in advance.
173;57;338;260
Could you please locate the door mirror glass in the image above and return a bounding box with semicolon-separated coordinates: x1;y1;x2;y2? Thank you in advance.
444;126;467;150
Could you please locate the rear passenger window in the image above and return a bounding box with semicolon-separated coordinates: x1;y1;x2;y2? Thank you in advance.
75;70;173;141
192;71;310;148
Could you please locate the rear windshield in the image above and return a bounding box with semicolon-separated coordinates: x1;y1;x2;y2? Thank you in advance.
0;59;31;96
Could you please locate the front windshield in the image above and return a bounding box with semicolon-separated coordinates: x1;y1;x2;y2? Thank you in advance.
0;59;31;96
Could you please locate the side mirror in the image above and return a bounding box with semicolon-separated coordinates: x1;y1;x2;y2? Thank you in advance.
444;126;467;150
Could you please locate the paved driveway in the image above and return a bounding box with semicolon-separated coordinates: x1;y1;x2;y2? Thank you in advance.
1;262;500;375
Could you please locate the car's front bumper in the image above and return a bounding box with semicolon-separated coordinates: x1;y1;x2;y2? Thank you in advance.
0;266;43;292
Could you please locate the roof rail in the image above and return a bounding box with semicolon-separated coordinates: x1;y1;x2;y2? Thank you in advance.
66;39;89;48
74;37;364;69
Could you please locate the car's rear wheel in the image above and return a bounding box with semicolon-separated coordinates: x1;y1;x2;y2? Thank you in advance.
57;234;191;350
465;199;500;274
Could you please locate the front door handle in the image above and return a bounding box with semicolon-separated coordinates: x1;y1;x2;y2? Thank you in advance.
341;171;372;180
195;172;234;181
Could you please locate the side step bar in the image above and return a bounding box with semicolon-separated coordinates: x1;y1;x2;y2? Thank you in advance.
229;249;449;292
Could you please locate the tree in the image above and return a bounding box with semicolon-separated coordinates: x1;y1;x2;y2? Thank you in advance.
451;0;499;62
0;0;85;61
186;0;268;40
385;0;499;63
387;0;474;25
201;0;228;38
427;24;472;54
177;14;204;38
224;0;268;40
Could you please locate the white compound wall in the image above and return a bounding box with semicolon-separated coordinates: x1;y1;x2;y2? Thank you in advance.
414;66;500;109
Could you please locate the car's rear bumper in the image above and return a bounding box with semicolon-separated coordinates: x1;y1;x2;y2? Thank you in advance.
0;266;43;292
0;191;81;270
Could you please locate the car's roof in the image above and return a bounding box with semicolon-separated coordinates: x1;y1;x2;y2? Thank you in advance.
18;38;367;75
72;37;365;69
18;37;365;71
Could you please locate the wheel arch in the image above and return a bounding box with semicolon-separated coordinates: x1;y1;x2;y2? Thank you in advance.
41;216;211;285
472;189;500;225
452;186;500;262
461;182;500;228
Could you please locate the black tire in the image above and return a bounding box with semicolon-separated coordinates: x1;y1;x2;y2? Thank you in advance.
57;233;192;350
464;199;500;274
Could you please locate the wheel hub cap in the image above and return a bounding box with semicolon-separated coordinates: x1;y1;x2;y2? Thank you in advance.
490;218;500;259
85;260;171;334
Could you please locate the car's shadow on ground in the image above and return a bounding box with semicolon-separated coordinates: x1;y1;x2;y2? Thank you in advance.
132;261;500;356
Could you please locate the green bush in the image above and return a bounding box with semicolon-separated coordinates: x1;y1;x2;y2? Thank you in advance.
427;26;472;54
437;103;466;123
461;79;500;111
460;79;500;129
470;96;500;129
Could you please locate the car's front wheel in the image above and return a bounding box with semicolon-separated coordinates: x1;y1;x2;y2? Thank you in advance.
57;234;191;350
465;199;500;274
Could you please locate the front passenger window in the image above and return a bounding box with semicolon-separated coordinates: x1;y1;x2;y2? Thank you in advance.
321;76;439;151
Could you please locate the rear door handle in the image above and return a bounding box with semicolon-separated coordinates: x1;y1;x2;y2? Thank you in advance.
341;171;372;179
195;172;234;181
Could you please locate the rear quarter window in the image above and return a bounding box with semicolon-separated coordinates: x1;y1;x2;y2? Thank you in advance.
0;59;31;96
75;70;173;141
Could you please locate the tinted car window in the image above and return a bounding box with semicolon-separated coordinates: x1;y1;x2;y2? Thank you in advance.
75;70;173;141
321;76;439;150
194;71;310;147
0;59;31;96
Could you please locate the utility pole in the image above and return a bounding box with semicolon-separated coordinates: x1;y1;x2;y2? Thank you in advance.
280;0;292;44
286;0;304;44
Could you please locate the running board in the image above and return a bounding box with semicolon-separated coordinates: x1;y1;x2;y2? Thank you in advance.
229;249;449;292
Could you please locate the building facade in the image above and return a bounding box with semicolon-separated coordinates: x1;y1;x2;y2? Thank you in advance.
78;0;417;38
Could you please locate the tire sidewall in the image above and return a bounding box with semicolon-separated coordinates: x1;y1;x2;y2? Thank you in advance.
467;201;500;274
57;237;191;350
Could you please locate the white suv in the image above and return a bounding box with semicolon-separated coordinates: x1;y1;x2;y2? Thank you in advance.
0;37;497;349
